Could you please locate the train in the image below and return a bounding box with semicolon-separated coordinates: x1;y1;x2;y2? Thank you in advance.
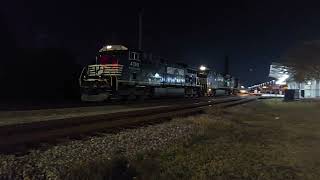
79;45;238;102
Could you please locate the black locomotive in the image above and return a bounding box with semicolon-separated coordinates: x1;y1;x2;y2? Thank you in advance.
79;45;236;102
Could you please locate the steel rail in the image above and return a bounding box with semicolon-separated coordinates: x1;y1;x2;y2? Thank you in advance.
0;96;256;153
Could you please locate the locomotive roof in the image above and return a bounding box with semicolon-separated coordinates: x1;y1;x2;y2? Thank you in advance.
99;45;128;52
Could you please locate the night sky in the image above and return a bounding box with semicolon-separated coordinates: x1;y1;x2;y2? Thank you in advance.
2;1;320;85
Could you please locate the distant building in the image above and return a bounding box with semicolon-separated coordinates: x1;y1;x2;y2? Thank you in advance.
269;62;320;98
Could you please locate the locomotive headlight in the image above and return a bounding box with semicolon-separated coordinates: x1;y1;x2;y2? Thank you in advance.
199;65;206;71
208;88;212;92
107;45;112;49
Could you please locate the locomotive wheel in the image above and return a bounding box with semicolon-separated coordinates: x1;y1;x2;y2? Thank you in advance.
120;95;129;103
128;93;136;101
136;95;146;102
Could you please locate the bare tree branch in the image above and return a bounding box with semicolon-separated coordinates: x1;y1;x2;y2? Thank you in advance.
280;40;320;82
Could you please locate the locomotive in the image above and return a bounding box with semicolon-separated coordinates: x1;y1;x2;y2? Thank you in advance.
79;45;236;102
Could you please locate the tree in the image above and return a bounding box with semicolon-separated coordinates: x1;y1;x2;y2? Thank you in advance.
280;40;320;82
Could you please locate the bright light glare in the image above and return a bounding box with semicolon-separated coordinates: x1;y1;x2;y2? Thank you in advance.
107;45;112;49
240;86;245;89
276;74;289;85
154;73;160;78
240;90;247;93
199;65;206;71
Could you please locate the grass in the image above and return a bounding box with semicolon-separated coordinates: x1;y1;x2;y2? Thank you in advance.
62;156;138;180
66;99;320;180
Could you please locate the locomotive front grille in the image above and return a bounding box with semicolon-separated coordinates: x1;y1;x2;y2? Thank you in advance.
87;64;124;77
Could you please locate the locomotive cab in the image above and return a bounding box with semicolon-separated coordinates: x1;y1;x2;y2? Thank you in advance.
80;45;128;102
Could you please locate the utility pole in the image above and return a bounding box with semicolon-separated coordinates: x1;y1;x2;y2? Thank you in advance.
224;55;230;76
138;8;143;50
223;55;230;88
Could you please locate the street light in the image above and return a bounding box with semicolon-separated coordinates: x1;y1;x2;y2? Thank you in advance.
154;73;160;78
199;65;207;71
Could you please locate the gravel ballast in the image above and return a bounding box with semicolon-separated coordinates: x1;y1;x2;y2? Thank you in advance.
0;116;200;179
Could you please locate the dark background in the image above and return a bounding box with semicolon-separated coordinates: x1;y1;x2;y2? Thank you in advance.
1;1;320;102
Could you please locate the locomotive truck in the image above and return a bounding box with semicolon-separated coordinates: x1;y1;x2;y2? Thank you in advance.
79;45;235;102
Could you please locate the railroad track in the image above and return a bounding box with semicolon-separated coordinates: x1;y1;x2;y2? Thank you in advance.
0;95;230;111
0;96;256;154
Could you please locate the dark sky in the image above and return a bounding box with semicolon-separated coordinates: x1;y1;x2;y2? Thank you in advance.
2;1;320;85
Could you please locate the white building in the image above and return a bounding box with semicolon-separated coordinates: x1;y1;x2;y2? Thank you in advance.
288;80;320;98
269;63;320;98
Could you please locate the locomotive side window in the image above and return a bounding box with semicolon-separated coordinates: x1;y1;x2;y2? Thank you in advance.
98;55;118;64
129;51;140;61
